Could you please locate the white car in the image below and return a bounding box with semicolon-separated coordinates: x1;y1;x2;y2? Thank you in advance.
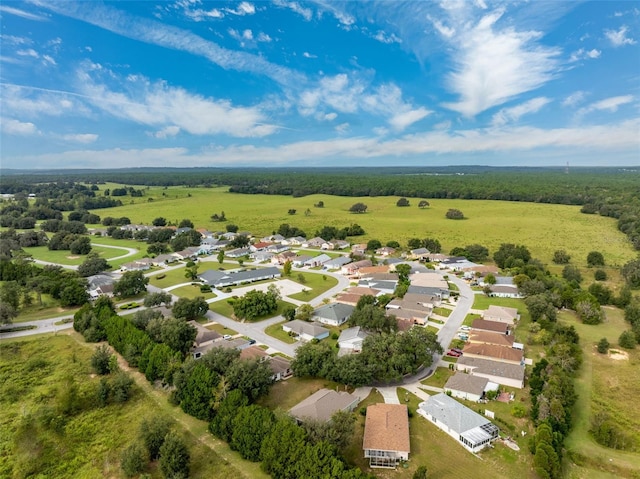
460;326;471;331
223;334;232;340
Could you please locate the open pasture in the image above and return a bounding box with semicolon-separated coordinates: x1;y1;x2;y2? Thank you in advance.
87;186;635;267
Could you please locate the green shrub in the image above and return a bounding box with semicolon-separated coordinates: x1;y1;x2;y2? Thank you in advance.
156;274;166;280
121;442;147;477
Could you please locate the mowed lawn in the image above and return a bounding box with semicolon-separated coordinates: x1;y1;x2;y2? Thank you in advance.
88;186;636;267
560;308;640;479
287;271;338;301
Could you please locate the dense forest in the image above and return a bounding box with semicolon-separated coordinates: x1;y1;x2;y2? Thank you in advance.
1;167;639;249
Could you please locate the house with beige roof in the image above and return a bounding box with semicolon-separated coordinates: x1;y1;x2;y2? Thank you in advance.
462;343;523;365
456;356;525;389
471;319;511;335
282;320;330;342
468;331;515;348
482;305;520;325
444;372;498;402
289;388;359;422
363;404;410;468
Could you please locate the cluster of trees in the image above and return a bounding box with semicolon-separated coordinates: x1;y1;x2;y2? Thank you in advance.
407;237;442;253
68;210;101;224
0;181;123;211
314;224;365;241
292;297;441;385
445;208;464;220
41;219;88;234
121;416;190;479
229;285;280;321
108;186;144;197
172;296;208;321
493;243;532;269
78;253;111;277
529;324;582;479
277;223;306;238
450;243;489;262
0;229;48;257
48;232;92;254
210;211;226;222
91;345;135;406
113;271;149;298
349;203;367;213
102;216;131;227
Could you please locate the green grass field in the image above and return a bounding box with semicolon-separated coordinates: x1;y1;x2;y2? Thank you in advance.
257;376;343;412
559;308;640;478
264;320;298;344
0;334;259;479
170;284;217;300
86;186;636;267
287;271;338;300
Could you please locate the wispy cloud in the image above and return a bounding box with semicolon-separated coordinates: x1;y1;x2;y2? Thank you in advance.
75;62;277;137
224;2;255;16
303;52;317;59
492;97;551;126
577;95;634;116
562;91;587;107
61;133;98;143
605;25;637;46
34;1;304;87
1;34;33;45
152;125;180;139
273;0;313;21
0;5;48;21
569;48;601;62
1;83;83;117
373;31;402;44
334;122;350;134
442;9;560;116
1;118;39;136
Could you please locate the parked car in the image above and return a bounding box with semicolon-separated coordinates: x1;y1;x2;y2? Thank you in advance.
446;350;461;357
460;326;471;331
223;334;232;340
247;338;256;345
451;348;463;354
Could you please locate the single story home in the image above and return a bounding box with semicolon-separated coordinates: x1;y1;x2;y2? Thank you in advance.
323;239;349;250
173;247;201;260
282;320;330;342
462;343;523;365
312;303;355;327
482;305;520;325
375;246;396;256
385;299;432;325
250;241;272;252
487;284;523;299
199;266;281;288
289;388;359;422
292;255;313;267
409;248;431;260
456;356;525;389
351;243;367;255
323;256;352;270
268;356;293;381
359;279;397;295
356;265;390;278
190;321;223;359
120;260;151;272
282;236;306;246
418;393;499;453
338;326;369;353
363;404;410;469
471;319;511;335
250;251;274;262
444;372;498;402
468;331;515;348
261;234;285;243
302;237;325;248
267;244;290;254
342;259;373;276
226;247;250;258
211;338;251;352
87;274;116;299
304;253;331;267
151;253;179;266
271;250;297;265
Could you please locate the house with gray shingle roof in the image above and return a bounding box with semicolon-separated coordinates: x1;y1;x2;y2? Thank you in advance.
418;393;499;453
312;303;355;327
338;326;369;353
323;256;351;270
444;373;498;402
289;388;359;422
199;267;281;288
282;320;329;342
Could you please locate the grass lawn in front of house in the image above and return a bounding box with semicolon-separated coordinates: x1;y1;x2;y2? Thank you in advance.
265;320;298;344
286;272;339;301
257;376;344;412
432;307;452;317
204;323;238;336
149;265;190;287
421;367;455;388
170;284;217;300
472;295;525;312
463;313;482;326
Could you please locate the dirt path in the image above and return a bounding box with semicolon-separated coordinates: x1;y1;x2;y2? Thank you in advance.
66;331;269;479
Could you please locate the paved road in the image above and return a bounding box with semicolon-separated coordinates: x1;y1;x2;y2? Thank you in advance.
93;243;138;261
0;315;75;339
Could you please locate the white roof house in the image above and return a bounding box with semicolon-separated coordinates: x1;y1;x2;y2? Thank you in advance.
418;393;499;453
338;326;369;353
312;303;355;327
443;373;498;402
282;320;330;342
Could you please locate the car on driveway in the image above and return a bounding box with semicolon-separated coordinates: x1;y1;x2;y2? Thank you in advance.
446;350;461;357
223;334;232;340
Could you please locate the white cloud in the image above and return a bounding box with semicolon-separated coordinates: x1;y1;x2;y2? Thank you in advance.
323;112;337;121
1;118;39;136
16;49;39;59
577;95;634;116
389;108;431;131
605;25;637;46
0;5;48;21
428;16;455;38
303;52;317;58
62;133;98;143
562;91;587;107
257;32;272;42
35;1;304;87
1;35;32;45
242;29;253;40
335;122;350;134
441;9;560;117
75;63;277;137
224;2;255;16
273;0;312;21
373;31;402;44
569;48;601;62
153;126;181;139
491;97;551;126
0;84;84;118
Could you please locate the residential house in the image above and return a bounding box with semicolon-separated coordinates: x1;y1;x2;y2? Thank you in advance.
358;279;397;295
249;241;272;252
386;298;432;325
342;259;373;276
334;293;364;307
482;305;520;325
190;321;222;359
226;247;250;258
312;303;355;327
375;246;396;257
471;319;511;335
338;326;369;353
456;356;525;389
335;286;381;305
271;250;297;265
151;253;179;267
261;234;285;243
289;389;359;422
462;343;523;365
282;320;330;342
418;393;499;453
408;248;431;260
221;232;237;240
468;331;515;348
425;253;448;263
174;247;200;260
175;226;192;235
266;244;290;254
269;356;293;381
282;236;306;246
250;251;274;263
356;266;390;278
351;243;368;255
363;404;410;469
304;253;331;267
325;239;349;250
120;260;151;272
323;256;352;270
487;284;522;298
211;338;251;352
303;237;325;248
292;255;313;267
87;274;116;299
444;373;498;402
407;285;449;300
199;267;281;288
239;345;268;361
410;272;449;290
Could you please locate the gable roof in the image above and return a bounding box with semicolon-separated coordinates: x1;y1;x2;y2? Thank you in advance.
420;393;493;436
239;345;269;360
338;326;369;343
468;331;515;347
470;319;510;334
462;343;523;363
313;303;355;322
324;256;352;267
444;373;489;396
457;356;525;382
284;319;329;338
484;305;519;321
189;321;221;346
289;389;358;422
363;404;410;453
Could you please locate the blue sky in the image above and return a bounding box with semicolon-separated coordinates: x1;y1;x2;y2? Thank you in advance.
1;0;639;169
